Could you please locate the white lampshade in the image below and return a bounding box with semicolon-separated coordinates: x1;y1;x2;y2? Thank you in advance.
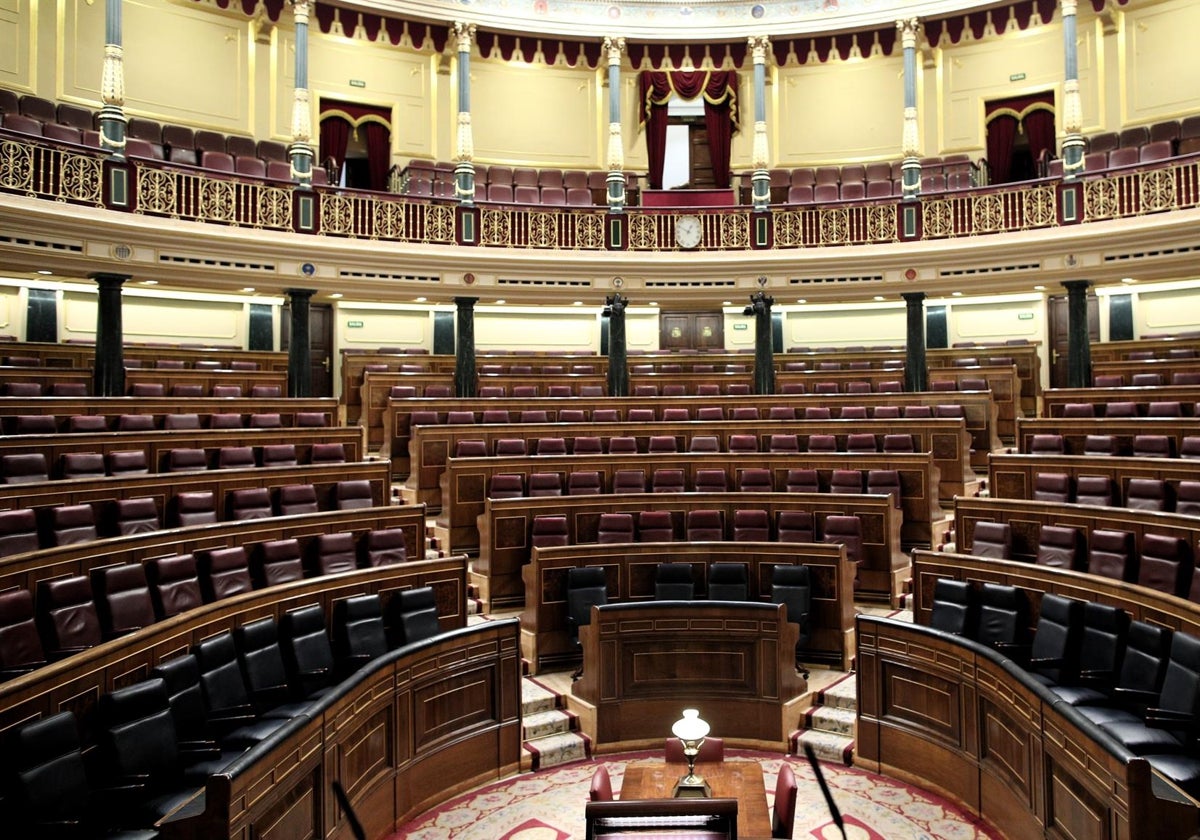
671;708;710;743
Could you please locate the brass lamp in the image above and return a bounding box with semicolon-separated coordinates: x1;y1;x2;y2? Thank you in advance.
671;708;711;798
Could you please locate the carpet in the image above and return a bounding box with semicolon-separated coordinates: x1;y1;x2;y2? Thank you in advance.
392;749;1002;839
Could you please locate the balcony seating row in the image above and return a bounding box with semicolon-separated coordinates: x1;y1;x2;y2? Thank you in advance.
401;159;640;206
0;531;413;681
0;478;378;557
0;410;330;434
0;441;349;482
1;590;441;835
927;579;1200;798
967;518;1195;600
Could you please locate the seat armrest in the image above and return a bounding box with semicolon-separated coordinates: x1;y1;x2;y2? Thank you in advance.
1112;687;1159;704
1028;655;1065;669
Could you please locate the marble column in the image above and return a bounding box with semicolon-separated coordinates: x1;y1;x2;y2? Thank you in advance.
1063;280;1092;387
287;288;313;397
749;291;775;394
454;22;477;205
903;292;928;392
288;0;315;187
605;293;629;397
455;296;478;397
898;18;922;198
1060;0;1085;178
98;0;127;156
603;36;627;211
90;273;127;396
749;36;771;212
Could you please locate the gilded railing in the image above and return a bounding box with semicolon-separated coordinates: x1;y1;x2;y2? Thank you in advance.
2;131;1200;251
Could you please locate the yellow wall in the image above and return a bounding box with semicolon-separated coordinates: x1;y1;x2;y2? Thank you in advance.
0;0;35;94
783;303;907;347
1119;0;1200;125
61;290;251;345
1131;284;1200;337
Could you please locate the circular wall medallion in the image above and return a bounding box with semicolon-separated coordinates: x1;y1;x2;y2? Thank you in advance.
463;272;476;285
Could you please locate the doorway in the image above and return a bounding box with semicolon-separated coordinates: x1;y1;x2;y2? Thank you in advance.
659;311;725;351
1047;293;1100;388
280;302;334;397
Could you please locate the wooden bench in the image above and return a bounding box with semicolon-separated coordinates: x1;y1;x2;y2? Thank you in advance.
475;491;905;610
857;615;1197;840
1090;335;1200;364
522;541;853;672
441;450;941;552
1042;385;1200;417
0;366;287;396
1091;357;1200;387
1014;416;1200;456
404;417;975;508
383;392;1002;473
1;339;288;372
0;396;338;427
988;452;1200;511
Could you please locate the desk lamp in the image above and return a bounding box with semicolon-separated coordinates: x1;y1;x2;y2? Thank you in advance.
671;708;711;798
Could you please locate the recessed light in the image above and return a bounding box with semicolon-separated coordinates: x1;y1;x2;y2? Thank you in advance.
722;301;732;306
796;299;806;304
35;270;52;276
572;301;583;306
329;293;343;299
415;297;427;303
1121;277;1137;284
951;291;963;297
873;295;885;301
648;301;659;307
495;299;506;305
241;287;256;293
1034;285;1046;291
140;280;158;285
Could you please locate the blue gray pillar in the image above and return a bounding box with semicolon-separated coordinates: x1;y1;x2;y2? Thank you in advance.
749;291;775;395
287;288;313;397
605;293;629;397
455;297;478;397
1063;280;1092;387
91;273;127;396
1060;0;1085;178
898;18;922;198
749;36;771;211
903;292;927;392
98;0;127;157
288;0;315;188
454;22;477;205
604;36;626;211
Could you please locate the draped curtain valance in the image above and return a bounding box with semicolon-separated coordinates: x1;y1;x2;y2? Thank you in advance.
984;90;1055;185
319;99;392;191
638;70;739;191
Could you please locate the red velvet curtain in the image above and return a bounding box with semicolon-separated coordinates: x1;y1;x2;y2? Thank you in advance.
639;70;739;190
319;116;351;181
1023;107;1057;170
363;122;391;192
986;115;1020;185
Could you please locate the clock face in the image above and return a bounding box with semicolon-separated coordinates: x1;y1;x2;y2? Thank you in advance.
674;215;702;249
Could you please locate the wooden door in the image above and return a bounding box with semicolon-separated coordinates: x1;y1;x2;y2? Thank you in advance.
1047;293;1100;388
690;125;715;189
660;311;725;351
281;302;334;397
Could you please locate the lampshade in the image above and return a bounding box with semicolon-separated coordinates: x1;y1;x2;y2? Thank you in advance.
671;708;709;743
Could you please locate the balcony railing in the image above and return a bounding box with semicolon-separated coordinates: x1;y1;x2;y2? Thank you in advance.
2;131;1199;253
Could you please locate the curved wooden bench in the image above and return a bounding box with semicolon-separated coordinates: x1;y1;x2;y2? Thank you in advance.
989;452;1200;510
1043;384;1200;417
0;395;338;427
1015;416;1200;456
1;340;288;372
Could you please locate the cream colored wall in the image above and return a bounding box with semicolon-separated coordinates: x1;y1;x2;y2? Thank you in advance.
775;55;904;166
0;0;35;94
61;291;250;345
626;310;660;352
724;309;755;351
0;285;25;339
1129;285;1200;337
1119;0;1200;125
334;304;431;352
783;303;907;348
475;309;599;352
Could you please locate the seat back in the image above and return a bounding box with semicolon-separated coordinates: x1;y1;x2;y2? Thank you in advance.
36;575;101;658
568;470;603;496
390;586;441;645
1115;620;1172;700
335;480;375;510
1082;435;1116;456
262;444;298;468
707;562;748;601
2;453;49;484
279;604;335;697
866;469;902;508
822;515;863;567
146;554;201;619
738;468;773;493
1126;478;1170;512
971;521;1012;559
311;532;357;575
769;434;800;453
50;504;97;546
806;434;837;453
771;564;812;646
1030;434;1065;454
362;528;408;567
277;483;319;516
531;514;569;548
1138;534;1193;597
929;579;976;636
1075;474;1114;506
1132;434;1173;458
976;583;1028;648
488;473;525;499
1033;472;1071;503
0;508;40;557
732;509;770;542
655;562;695;600
91;563;155;639
173;490;216;526
567;566;608;643
233;616;294;713
784;469;819;494
686;509;724;541
332;594;389;669
829;469;863;494
1036;525;1084;570
0;587;46;675
194;631;252;716
228;487;272;520
529;473;563;497
597;512;634;543
1029;594;1084;684
651;468;686;493
310;442;347;464
1074;602;1130;694
199;546;252;601
777;510;815;543
638;510;674;542
772;762;798;840
254;538;305;587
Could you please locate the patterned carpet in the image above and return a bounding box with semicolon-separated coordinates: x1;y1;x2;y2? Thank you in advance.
392;749;1003;839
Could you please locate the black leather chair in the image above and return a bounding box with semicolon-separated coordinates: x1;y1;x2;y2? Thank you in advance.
654;563;695;600
332;594;389;676
390;586;441;646
1026;593;1084;686
193;632;291;750
1050;602;1130;706
771;564;812;670
707;563;748;601
1098;631;1200;757
151;653;257;762
566;566;608;680
975;583;1029;655
1077;621;1173;724
233;617;311;718
929;579;976;636
278;604;337;700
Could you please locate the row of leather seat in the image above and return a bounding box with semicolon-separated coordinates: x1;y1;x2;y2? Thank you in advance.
487;466;902;502
3;355;263;370
1027;471;1200;516
1096;373;1200;388
0;441;350;483
0;479;377;557
969;520;1196;600
408;402;967;424
456;432;918;458
0;410;330;434
0;527;411;680
928;580;1200;797
126;382;280;398
1024;432;1200;459
1057;399;1200;418
2;591;439;836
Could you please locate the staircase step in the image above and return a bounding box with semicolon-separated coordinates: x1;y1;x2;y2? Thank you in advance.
523;709;574;741
804;705;856;738
520;678;559;717
522;731;590;772
816;673;858;711
792;729;855;767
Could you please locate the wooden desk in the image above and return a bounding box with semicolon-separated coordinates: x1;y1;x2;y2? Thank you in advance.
621;760;771;839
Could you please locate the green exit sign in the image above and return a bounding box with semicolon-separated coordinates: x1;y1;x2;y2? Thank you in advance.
733;323;749;331
1010;72;1026;82
349;79;366;88
347;320;364;328
1017;312;1034;320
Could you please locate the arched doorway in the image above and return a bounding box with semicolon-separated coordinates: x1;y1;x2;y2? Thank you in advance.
318;99;393;191
984;91;1056;184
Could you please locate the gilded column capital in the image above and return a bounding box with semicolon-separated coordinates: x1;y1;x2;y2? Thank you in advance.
1060;0;1078;18
101;43;125;109
896;17;921;49
453;21;476;52
289;0;310;27
603;36;626;66
748;35;770;64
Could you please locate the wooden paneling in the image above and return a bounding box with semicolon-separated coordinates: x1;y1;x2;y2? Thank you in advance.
1089;358;1199;388
988;452;1200;510
0;341;288;371
520;541;853;672
474;492;904;611
0;396;337;428
1043;385;1200;418
1015;417;1200;456
1090;337;1200;364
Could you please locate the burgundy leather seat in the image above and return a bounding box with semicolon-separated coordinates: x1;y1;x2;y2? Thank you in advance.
531;515;569;548
596;513;634;543
361;528;408;567
971;521;1012;559
60;452;105;479
0;588;46;678
1033;472;1071;503
146;554;202;619
228;487;273;520
199;546;253;601
334;480;374;510
685;509;723;541
1036;525;1085;571
1087;529;1135;582
277;484;319;515
253;539;305;587
529;473;563;497
309;532;357;575
785;469;819;494
173;490;217;526
738;468;773;493
638;511;674;542
567;470;602;496
114;497;160;536
50;504;97;546
2;453;49;484
0;508;39;557
35;575;101;659
1137;534;1193;597
777;510;815;543
310;442;347;464
91;563;156;639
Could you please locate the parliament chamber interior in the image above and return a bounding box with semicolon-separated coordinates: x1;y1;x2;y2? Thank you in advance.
2;0;1200;837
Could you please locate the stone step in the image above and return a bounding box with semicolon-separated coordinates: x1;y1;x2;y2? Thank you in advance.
804;704;856;738
523;708;574;741
521;730;590;772
792;728;855;767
